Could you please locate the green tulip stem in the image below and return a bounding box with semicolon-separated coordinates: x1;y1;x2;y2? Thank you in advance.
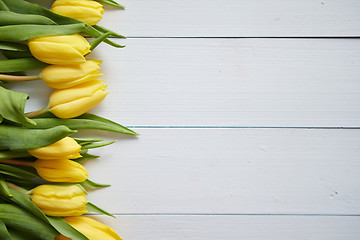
25;107;49;118
0;1;10;11
6;182;29;195
89;31;112;51
0;74;40;81
0;159;34;167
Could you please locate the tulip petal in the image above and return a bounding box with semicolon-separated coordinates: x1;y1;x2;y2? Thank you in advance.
63;216;123;240
30;34;90;55
0;125;75;151
51;73;103;89
49;217;89;240
28;137;82;160
50;90;108;118
52;6;103;25
29;41;86;65
28;34;91;65
49;79;106;107
52;0;104;9
42;59;101;82
34;159;88;183
41;59;103;89
52;0;104;25
32;185;88;217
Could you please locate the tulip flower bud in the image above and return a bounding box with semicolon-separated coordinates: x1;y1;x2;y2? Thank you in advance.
34;159;88;183
51;0;104;25
28;137;82;160
49;79;109;119
55;216;123;240
41;59;103;89
28;34;91;65
31;185;87;217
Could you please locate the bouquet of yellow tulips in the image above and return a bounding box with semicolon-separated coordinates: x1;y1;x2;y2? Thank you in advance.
0;0;134;239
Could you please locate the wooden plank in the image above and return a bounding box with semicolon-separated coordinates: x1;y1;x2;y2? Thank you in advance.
81;128;360;215
101;0;360;37
91;215;360;240
30;0;360;37
84;38;360;127
11;38;360;127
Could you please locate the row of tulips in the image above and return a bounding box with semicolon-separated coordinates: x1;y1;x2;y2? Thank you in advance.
0;0;132;239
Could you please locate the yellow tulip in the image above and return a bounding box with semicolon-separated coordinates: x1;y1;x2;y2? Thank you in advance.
31;185;87;217
28;34;91;65
55;217;123;240
34;159;88;183
41;59;103;89
49;79;108;119
28;137;82;160
51;0;104;25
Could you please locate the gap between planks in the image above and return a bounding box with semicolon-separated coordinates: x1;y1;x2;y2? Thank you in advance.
127;126;360;129
87;213;360;217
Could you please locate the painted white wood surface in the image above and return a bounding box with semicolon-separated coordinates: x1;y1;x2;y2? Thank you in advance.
93;38;360;127
14;38;360;127
32;0;360;37
100;0;360;37
7;36;360;239
93;215;360;240
80;128;360;215
8;0;360;239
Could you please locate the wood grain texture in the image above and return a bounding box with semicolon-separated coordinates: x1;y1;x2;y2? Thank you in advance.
30;0;360;37
10;38;360;127
100;0;360;37
9;2;360;238
89;38;360;127
80;128;360;215
92;215;360;240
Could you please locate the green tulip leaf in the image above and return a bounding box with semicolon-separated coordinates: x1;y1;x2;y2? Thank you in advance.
81;179;110;189
1;50;33;59
1;188;89;240
0;23;86;42
88;30;126;49
83;25;126;48
2;188;48;222
86;202;115;218
0;164;37;180
81;140;116;150
79;113;138;134
2;0;125;48
0;58;47;73
0;11;56;25
0;203;58;240
0;86;36;125
0;219;12;240
0;1;9;11
95;0;125;8
28;112;138;135
93;25;126;38
74;152;99;163
8;228;41;240
0;125;75;151
0;176;38;190
75;138;105;145
0;176;12;197
3;0;83;25
89;31;112;51
47;216;89;240
0;41;29;51
0;150;32;160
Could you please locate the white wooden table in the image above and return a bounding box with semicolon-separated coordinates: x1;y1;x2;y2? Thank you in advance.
15;0;360;239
